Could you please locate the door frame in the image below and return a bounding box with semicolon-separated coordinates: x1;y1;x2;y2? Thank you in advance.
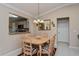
56;17;70;45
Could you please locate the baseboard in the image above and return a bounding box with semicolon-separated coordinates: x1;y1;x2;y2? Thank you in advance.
2;48;22;56
69;46;79;49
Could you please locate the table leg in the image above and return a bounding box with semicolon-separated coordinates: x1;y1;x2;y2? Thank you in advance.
39;45;41;56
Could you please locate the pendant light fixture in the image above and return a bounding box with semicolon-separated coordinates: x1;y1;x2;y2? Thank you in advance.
33;3;44;24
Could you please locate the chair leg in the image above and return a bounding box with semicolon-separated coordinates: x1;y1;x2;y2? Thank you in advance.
53;48;55;53
48;53;50;56
37;51;40;56
23;53;25;56
51;48;55;56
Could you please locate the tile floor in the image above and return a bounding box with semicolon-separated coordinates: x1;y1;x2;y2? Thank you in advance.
55;42;79;56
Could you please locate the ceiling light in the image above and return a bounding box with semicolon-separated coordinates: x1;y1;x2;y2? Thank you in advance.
33;3;44;24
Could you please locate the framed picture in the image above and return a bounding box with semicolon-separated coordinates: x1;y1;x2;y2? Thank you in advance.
38;19;51;30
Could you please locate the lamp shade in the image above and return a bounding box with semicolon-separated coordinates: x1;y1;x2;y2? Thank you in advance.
33;20;38;23
40;20;44;23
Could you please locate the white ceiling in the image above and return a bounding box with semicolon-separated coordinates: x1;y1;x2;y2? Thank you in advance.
5;3;74;18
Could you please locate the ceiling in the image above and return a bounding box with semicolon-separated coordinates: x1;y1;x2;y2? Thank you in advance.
5;3;74;18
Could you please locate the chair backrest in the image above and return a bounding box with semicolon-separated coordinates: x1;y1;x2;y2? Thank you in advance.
23;41;32;56
49;34;56;48
22;34;33;56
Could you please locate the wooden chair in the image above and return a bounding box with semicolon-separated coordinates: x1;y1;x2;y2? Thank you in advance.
22;35;38;56
23;41;32;56
37;34;56;56
23;41;38;56
48;34;56;55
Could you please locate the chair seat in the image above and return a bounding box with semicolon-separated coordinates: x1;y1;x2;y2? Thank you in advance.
42;44;49;50
40;44;49;54
32;47;38;54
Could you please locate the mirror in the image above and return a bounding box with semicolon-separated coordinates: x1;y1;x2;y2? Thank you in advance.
9;13;29;34
38;19;51;30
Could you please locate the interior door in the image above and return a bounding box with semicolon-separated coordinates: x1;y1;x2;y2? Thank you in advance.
57;18;69;43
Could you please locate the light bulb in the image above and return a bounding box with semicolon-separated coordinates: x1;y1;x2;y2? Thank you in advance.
37;19;40;22
40;20;44;23
33;20;38;23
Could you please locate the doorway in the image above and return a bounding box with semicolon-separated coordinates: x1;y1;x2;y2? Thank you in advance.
57;17;69;43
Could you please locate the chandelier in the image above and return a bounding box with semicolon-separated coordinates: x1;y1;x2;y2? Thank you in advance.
33;3;44;24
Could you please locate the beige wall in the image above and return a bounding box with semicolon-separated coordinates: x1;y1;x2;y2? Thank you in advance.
37;4;79;48
0;4;34;55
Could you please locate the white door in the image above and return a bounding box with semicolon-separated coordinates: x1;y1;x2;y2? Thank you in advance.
57;19;69;43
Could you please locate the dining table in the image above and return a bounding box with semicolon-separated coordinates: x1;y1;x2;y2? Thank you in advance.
23;35;50;56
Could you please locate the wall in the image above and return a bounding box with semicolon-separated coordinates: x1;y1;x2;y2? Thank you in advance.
0;4;34;55
39;4;79;48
